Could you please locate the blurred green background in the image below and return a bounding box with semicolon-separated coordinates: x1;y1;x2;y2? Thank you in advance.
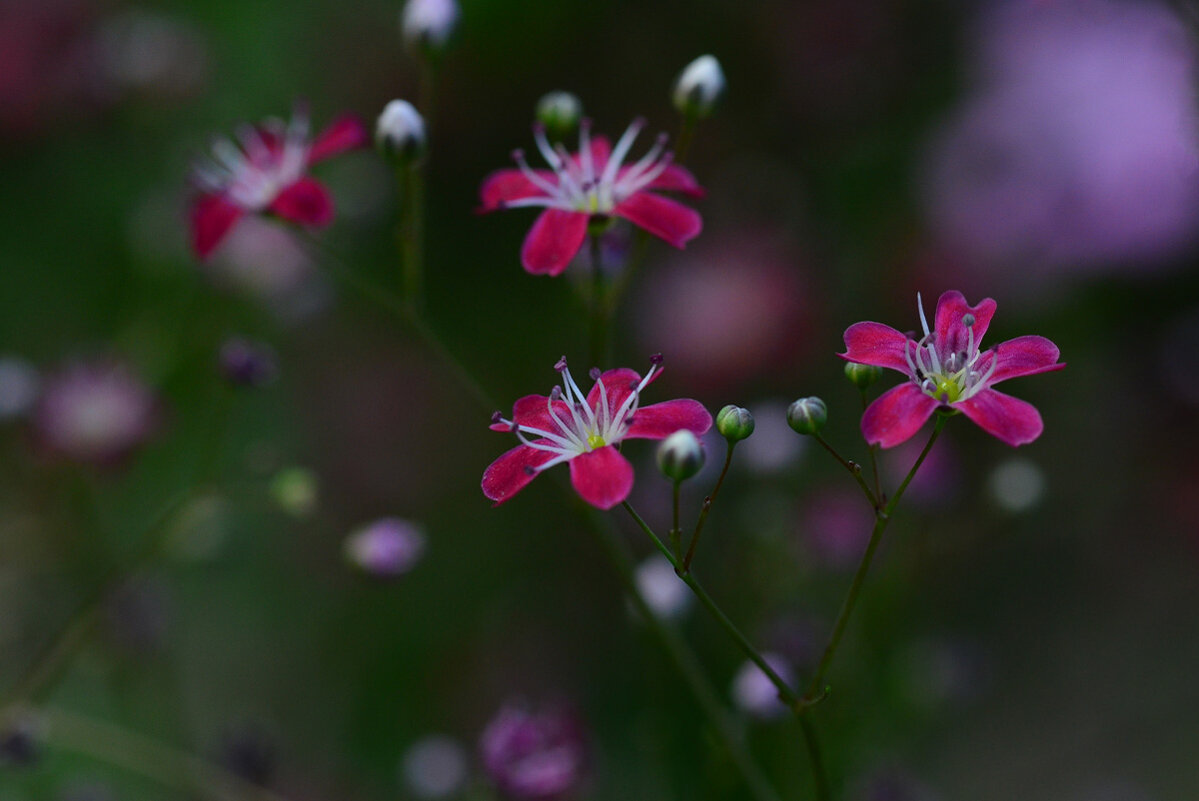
3;0;1199;799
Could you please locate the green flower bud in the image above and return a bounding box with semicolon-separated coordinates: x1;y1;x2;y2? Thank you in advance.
657;429;705;482
270;467;318;518
376;99;427;165
672;55;725;119
535;91;582;141
844;362;883;390
786;397;827;436
715;404;755;442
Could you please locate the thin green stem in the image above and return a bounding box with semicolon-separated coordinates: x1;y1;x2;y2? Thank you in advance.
623;502;802;709
802;415;947;705
670;480;682;560
673;111;699;166
799;715;830;801
581;510;781;801
623;500;829;799
682;440;735;573
588;233;607;367
42;705;294;801
813;433;878;508
398;163;425;312
859;391;884;505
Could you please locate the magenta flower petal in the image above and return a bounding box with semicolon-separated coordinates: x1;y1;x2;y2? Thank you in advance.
479;169;557;211
988;335;1066;384
191;194;245;259
625;399;712;440
521;209;589;275
861;383;939;448
482;445;560;506
268;177;335;227
614;192;702;248
569;446;634;509
956;388;1043;446
489;394;573;432
643;164;705;198
307;113;370;164
586;367;643;413
841;321;915;375
934;290;997;353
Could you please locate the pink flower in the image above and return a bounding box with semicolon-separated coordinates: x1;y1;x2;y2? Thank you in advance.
841;290;1064;448
483;356;712;510
479;118;704;275
189;104;369;259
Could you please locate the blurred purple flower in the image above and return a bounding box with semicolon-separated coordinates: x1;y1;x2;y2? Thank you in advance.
850;767;939;801
0;357;39;421
634;555;691;620
880;432;960;508
343;517;427;578
219;337;278;388
479;704;587;800
104;574;171;655
0;0;103;137
32;359;159;465
802;489;874;569
923;0;1199;283
635;233;809;391
218;723;276;787
401;734;469;799
730;652;795;720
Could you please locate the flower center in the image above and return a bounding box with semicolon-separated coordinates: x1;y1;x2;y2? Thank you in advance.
506;119;676;216
492;356;665;475
905;295;997;405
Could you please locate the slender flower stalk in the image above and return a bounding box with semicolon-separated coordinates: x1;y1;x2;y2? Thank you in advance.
622;501;829;799
802;414;947;706
588;233;607;366
681;438;736;573
39;706;294;801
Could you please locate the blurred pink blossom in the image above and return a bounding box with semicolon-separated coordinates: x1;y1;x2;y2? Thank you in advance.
923;0;1199;284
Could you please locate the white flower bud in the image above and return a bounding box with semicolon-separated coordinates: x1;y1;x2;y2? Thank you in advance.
657;429;705;482
401;0;459;53
672;54;725;119
376;99;427;163
535;91;582;139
